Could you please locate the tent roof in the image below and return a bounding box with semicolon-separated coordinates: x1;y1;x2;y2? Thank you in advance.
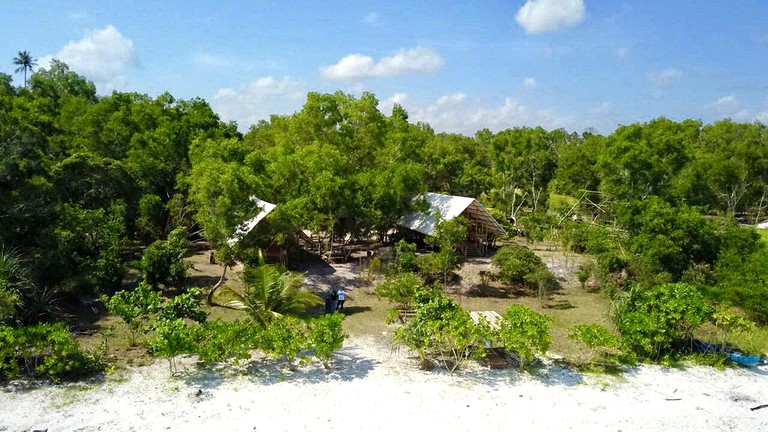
227;197;277;245
398;192;506;236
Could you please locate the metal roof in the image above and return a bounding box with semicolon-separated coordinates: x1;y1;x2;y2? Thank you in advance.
227;197;277;245
398;192;506;236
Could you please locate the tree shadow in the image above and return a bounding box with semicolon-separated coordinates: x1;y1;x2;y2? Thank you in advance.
466;359;585;388
545;299;575;310
290;252;336;276
61;297;109;334
464;284;528;299
178;345;377;390
337;306;372;316
183;275;221;289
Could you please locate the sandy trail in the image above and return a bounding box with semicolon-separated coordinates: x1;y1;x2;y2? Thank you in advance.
2;336;767;432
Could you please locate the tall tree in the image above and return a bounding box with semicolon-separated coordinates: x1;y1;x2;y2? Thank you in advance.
12;50;37;87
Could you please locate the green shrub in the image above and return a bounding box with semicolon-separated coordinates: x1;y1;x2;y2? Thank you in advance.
712;247;768;323
491;245;548;288
0;323;106;382
375;272;423;310
496;304;552;366
613;283;713;360
524;268;558;303
102;281;162;346
150;318;197;376
158;287;208;324
140;226;189;289
597;252;628;274
392;240;418;273
568;324;620;364
576;262;593;289
195;320;260;364
393;286;485;371
262;316;309;370
308;313;346;369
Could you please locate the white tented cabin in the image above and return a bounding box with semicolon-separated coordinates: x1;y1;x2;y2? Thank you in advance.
398;192;506;256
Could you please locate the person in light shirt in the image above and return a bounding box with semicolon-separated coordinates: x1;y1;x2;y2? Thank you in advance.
336;288;346;311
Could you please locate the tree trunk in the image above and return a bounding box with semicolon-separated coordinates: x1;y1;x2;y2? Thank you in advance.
206;264;228;305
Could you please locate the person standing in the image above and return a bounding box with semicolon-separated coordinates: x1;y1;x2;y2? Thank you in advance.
330;288;338;311
336;288;346;311
324;291;334;314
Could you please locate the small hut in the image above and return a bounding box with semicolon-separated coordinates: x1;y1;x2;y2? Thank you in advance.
226;197;313;266
398;192;506;256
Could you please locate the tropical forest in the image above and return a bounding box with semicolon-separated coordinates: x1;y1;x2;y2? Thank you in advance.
2;56;767;389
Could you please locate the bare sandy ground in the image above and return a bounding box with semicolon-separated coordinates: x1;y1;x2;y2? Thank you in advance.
2;336;767;432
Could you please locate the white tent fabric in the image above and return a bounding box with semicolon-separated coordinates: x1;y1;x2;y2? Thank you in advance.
757;220;768;229
398;192;506;236
226;197;277;245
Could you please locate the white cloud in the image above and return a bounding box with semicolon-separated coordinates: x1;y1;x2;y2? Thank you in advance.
379;92;410;115
756;111;768;124
363;12;380;25
515;0;586;34
211;76;306;131
646;68;682;86
523;77;537;89
707;95;751;122
68;11;87;20
193;52;230;69
588;102;614;116
386;92;570;134
40;25;137;92
714;95;739;111
320;46;443;81
615;47;630;59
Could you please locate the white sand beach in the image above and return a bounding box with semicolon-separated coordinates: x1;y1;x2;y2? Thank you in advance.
2;336;767;432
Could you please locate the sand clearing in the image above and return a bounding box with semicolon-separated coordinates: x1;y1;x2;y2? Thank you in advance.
2;336;767;431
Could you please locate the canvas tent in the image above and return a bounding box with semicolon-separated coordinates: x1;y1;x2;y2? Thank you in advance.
398;192;505;256
227;197;277;246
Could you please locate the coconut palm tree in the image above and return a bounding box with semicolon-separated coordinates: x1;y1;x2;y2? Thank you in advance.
216;252;320;327
12;50;37;87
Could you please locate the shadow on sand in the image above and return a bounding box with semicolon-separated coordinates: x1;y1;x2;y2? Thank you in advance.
180;345;377;389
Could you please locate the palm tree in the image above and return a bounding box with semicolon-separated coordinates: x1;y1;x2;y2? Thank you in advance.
12;50;37;87
216;253;320;328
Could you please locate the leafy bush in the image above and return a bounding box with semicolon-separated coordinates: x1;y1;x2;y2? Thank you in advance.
495;304;552;366
711;247;768;323
561;222;617;255
568;324;620;364
393;286;486;371
524;268;558;303
0;323;106;382
308;313;346;369
491;245;548;288
150;318;197;376
140;226;189;289
392;240;418;273
576;262;593;289
158;288;208;324
375;272;423;310
613;283;713;360
195;320;260;364
102;281;162;345
262;316;309;370
711;309;755;352
419;218;468;285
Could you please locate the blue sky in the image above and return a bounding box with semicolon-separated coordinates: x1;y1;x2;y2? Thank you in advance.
2;0;767;134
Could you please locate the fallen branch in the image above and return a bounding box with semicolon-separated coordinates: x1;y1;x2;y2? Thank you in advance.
750;404;768;411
